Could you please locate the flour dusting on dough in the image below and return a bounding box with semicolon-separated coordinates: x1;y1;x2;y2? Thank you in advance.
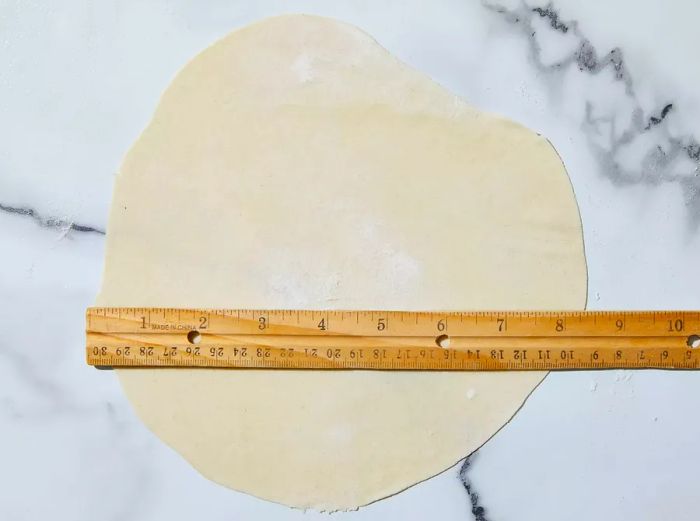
268;266;342;307
326;423;356;444
291;52;315;83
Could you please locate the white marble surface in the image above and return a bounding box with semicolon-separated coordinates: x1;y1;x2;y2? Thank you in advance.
2;1;699;519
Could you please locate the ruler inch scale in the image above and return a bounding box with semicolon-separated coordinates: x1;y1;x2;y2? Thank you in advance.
86;308;700;371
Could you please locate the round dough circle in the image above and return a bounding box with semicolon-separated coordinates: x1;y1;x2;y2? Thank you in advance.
97;15;587;510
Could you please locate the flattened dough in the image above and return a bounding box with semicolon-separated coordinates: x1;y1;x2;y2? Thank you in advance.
97;15;587;510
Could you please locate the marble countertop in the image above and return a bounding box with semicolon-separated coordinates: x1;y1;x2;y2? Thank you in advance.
2;1;699;519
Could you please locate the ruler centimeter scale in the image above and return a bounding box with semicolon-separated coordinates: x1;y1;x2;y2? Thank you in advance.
86;308;700;371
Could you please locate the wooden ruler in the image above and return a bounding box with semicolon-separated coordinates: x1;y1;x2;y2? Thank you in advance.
86;308;700;370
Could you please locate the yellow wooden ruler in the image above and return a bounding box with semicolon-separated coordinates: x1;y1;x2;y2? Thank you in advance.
85;308;700;370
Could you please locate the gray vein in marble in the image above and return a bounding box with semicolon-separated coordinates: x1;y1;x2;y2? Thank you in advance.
0;202;105;235
483;0;700;231
0;347;67;418
532;5;569;34
459;456;489;521
0;343;107;419
644;103;674;131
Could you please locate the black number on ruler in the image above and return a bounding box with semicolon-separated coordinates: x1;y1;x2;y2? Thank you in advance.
258;316;267;330
555;319;565;332
199;316;208;329
668;319;684;332
318;318;326;331
437;319;446;332
497;318;506;332
377;318;386;331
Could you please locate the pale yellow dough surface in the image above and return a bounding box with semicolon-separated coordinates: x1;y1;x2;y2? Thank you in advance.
96;14;587;510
